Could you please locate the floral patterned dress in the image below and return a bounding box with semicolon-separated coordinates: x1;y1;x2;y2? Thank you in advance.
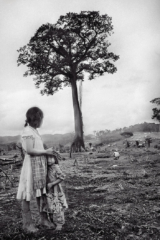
43;157;68;226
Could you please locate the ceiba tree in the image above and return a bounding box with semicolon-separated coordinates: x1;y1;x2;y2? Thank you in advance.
17;11;119;152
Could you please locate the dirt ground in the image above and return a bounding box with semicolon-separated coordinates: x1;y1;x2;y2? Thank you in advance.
1;147;160;240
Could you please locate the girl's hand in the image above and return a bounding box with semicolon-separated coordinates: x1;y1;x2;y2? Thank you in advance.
45;148;62;160
45;148;54;155
52;149;62;161
47;182;53;190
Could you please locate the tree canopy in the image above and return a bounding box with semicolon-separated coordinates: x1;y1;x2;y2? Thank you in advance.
17;11;119;94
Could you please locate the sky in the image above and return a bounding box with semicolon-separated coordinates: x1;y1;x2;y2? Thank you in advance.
0;0;160;136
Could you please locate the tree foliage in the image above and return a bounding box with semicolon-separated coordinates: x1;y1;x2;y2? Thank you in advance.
150;98;160;122
17;11;119;94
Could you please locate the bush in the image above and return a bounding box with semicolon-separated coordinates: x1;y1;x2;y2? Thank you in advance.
120;132;133;138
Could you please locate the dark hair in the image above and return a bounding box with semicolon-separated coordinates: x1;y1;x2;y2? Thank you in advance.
54;156;59;165
24;107;43;128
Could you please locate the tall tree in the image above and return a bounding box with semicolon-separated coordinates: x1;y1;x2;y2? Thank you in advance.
150;98;160;131
17;11;119;151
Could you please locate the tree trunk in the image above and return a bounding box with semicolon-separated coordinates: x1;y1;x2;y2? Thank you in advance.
70;79;85;156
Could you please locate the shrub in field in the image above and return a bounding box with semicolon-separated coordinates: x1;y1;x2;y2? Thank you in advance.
120;132;133;138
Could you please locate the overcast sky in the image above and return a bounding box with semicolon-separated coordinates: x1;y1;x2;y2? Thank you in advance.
0;0;160;136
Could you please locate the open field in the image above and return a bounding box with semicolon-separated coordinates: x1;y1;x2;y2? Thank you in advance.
1;143;160;239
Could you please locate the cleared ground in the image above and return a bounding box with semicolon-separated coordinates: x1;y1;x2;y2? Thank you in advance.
0;145;160;239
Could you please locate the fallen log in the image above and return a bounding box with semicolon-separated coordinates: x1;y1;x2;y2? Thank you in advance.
0;159;22;166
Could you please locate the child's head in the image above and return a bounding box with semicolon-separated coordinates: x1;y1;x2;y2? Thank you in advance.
47;156;59;165
25;107;43;128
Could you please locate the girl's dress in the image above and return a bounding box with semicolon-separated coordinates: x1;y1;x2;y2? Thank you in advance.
17;126;47;201
43;157;68;227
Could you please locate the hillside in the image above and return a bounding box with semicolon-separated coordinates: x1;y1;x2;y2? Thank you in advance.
0;122;159;147
0;136;20;145
41;133;75;147
124;122;160;132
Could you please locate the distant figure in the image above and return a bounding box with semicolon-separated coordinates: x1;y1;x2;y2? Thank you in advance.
145;138;151;148
90;146;94;152
113;150;120;160
89;142;92;148
126;140;130;148
135;140;139;148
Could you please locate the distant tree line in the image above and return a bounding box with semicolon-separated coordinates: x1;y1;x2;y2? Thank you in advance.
0;142;17;151
126;122;160;133
94;122;160;140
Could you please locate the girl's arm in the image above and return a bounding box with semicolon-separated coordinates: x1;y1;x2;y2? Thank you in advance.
47;166;65;190
47;179;63;190
25;138;54;156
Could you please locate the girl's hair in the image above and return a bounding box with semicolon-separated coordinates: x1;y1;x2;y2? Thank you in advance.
24;107;43;128
54;156;59;165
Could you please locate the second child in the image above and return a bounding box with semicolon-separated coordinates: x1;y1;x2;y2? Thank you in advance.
42;156;68;230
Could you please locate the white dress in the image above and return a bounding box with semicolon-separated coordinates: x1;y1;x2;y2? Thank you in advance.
16;126;46;201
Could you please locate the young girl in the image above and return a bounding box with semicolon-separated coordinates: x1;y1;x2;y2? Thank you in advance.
42;156;68;230
17;107;60;232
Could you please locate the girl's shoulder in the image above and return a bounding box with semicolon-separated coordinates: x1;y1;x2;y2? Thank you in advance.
55;164;61;171
55;164;65;175
21;126;35;138
55;164;65;180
